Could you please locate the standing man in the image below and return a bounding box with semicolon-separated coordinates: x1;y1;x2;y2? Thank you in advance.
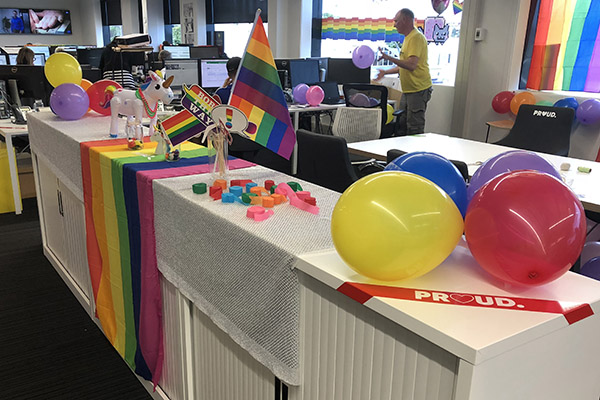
10;10;24;33
376;8;432;135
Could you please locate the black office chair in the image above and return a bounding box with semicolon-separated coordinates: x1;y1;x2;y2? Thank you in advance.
342;84;391;138
386;149;470;182
494;104;575;156
296;129;358;193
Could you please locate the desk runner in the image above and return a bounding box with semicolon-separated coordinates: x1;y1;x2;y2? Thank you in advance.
80;139;253;384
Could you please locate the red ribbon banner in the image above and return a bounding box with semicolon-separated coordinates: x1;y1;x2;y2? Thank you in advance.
337;282;594;325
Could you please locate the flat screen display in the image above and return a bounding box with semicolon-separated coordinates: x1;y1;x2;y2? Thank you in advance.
7;52;45;66
164;45;190;60
164;59;200;90
0;8;71;34
200;59;228;90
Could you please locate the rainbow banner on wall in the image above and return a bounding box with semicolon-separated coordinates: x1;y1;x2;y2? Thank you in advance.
524;0;600;92
230;12;296;159
321;17;403;42
80;139;253;384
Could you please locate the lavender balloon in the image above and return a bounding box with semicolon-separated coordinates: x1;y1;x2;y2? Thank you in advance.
50;83;89;120
576;99;600;125
581;257;600;281
352;45;375;69
292;83;309;104
467;150;562;202
349;92;370;107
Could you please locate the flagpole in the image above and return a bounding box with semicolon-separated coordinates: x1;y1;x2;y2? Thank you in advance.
228;8;263;105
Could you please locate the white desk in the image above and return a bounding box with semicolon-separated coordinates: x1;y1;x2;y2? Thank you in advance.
0;120;28;214
288;103;345;174
347;133;600;213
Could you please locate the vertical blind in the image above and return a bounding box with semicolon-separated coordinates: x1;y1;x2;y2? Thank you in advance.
523;0;600;92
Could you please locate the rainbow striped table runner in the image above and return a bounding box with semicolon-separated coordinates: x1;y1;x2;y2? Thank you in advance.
80;139;253;384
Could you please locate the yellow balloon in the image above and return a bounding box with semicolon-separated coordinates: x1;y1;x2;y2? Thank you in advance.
386;104;394;124
331;171;464;281
44;53;82;88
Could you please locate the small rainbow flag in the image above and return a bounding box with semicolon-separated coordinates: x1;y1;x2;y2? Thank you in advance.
453;0;464;14
229;10;296;159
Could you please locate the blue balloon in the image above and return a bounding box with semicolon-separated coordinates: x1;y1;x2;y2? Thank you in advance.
384;151;468;217
581;256;600;281
553;97;579;111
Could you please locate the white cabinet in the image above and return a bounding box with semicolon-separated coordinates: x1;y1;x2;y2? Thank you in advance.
33;152;92;313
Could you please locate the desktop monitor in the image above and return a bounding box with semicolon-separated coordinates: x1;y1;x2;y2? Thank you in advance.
200;59;228;91
274;59;291;89
0;54;6;65
190;46;220;60
76;47;104;68
163;59;200;95
326;58;371;84
289;59;320;88
7;53;45;65
164;45;190;59
0;65;52;107
29;45;50;59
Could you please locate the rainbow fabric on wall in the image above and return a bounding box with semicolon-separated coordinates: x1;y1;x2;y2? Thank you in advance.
525;0;600;92
229;14;296;160
453;0;464;14
80;139;253;384
321;17;402;42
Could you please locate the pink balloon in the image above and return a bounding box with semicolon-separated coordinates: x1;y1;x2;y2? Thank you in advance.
306;85;324;106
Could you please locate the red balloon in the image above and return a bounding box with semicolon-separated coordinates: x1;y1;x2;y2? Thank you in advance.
491;91;514;114
465;171;586;286
87;79;122;116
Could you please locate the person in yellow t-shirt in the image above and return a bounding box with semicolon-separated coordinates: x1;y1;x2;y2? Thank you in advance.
375;8;433;135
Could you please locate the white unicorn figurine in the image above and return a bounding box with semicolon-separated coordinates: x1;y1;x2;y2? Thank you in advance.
108;69;175;148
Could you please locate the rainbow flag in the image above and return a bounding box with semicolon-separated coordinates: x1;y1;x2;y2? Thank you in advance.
229;11;296;159
524;0;600;92
80;139;253;384
453;0;464;14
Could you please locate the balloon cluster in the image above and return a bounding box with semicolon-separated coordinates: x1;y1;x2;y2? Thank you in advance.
492;91;600;125
331;150;586;287
292;84;324;106
45;53;89;120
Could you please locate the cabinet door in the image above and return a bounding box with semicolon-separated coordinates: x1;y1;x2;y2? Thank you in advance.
36;156;66;266
58;181;91;302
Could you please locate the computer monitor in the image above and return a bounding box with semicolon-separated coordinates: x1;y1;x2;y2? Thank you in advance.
0;55;6;65
164;45;190;59
76;48;104;68
200;59;228;91
190;46;220;60
326;58;371;84
29;46;50;59
274;59;291;89
0;65;52;107
289;59;320;88
7;53;45;66
163;59;200;95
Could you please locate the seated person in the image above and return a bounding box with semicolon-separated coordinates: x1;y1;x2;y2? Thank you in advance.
214;57;241;104
99;38;136;89
16;46;34;65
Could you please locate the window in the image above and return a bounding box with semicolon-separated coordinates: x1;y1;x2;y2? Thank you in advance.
319;0;462;86
214;23;268;58
101;0;122;45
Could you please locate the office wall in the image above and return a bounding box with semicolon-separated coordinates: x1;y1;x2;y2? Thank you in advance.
0;0;102;46
269;0;312;59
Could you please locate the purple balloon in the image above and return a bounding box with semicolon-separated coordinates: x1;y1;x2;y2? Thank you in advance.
581;256;600;281
352;45;375;69
575;99;600;125
467;150;562;202
292;83;309;104
349;92;370;107
50;83;89;120
368;97;380;107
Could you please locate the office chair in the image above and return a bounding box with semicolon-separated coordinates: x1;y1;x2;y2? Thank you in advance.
386;149;470;182
342;84;389;137
494;104;575;156
332;107;382;143
296;129;358;193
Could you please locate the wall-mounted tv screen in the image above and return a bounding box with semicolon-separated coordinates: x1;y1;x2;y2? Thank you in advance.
0;8;71;35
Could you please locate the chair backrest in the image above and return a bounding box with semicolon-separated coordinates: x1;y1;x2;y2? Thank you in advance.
332;107;382;143
494;104;575;156
343;83;389;132
386;149;470;182
296;129;358;192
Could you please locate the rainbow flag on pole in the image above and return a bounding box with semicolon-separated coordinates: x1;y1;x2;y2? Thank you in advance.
229;10;296;160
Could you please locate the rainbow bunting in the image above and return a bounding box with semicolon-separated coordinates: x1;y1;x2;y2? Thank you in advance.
80;138;253;384
229;11;296;159
524;0;600;92
321;17;402;42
